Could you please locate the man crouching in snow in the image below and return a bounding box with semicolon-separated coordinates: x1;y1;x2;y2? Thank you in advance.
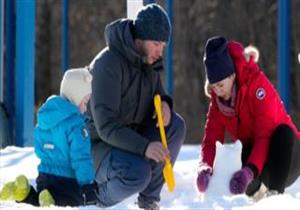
196;36;300;201
87;3;186;210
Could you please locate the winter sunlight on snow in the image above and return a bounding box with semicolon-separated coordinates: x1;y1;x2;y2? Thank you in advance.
1;144;300;209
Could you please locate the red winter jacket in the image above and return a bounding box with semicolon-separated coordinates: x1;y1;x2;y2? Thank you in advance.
201;41;300;174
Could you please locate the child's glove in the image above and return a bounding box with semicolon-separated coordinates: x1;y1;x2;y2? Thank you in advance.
80;181;99;206
196;166;212;193
229;166;254;194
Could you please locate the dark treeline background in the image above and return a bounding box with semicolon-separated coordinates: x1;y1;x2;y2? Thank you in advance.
35;0;300;144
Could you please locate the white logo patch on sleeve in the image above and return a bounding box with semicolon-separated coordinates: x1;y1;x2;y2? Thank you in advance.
44;143;54;150
256;88;266;100
81;128;89;139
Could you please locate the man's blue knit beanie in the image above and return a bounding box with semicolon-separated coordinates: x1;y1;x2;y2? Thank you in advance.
204;36;235;84
133;3;171;43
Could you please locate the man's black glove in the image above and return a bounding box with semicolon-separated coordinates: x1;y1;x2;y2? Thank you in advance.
80;181;99;206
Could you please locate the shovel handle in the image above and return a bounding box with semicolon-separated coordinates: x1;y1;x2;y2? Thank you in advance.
154;95;168;149
154;94;175;192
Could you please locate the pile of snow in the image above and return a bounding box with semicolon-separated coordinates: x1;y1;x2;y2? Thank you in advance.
206;141;242;196
1;144;300;209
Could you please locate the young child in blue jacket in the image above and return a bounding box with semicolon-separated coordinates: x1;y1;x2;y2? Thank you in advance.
0;68;99;207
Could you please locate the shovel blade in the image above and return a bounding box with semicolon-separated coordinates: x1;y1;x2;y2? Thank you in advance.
163;161;175;192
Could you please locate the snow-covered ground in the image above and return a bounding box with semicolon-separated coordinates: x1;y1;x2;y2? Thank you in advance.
1;144;300;209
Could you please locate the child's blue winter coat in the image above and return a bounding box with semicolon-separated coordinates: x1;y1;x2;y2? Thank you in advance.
34;95;95;186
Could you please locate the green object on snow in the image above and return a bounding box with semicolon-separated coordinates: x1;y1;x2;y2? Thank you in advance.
13;175;31;202
39;189;55;207
0;181;15;200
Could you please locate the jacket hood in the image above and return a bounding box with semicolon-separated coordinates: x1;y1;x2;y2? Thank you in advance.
104;19;142;66
36;95;81;130
210;41;261;100
227;41;260;87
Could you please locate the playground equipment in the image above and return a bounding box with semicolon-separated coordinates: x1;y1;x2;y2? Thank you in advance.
0;0;35;147
0;105;10;148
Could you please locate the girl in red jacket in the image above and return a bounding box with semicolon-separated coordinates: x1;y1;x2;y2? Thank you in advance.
196;36;300;199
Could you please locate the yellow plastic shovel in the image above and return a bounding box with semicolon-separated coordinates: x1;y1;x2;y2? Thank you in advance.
154;94;175;192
